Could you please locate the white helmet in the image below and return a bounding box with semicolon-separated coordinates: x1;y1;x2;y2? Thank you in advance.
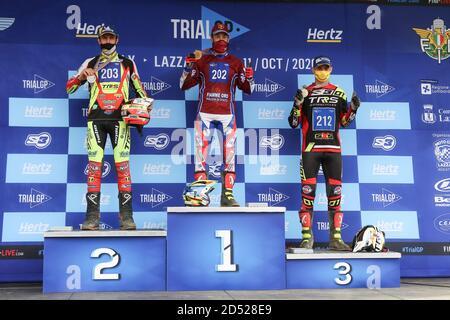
183;180;216;207
352;225;386;253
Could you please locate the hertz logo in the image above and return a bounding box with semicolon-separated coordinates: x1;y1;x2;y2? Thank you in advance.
307;28;343;43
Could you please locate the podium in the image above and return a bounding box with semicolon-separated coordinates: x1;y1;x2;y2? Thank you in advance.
286;250;401;289
43;230;166;293
166;207;286;291
42;207;402;293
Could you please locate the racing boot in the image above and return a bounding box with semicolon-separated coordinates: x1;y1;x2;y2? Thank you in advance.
299;210;314;249
299;230;314;249
119;192;136;230
220;171;239;207
82;192;100;230
328;210;351;251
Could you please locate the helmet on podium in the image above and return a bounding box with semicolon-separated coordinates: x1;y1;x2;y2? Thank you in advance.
183;180;216;207
351;225;386;252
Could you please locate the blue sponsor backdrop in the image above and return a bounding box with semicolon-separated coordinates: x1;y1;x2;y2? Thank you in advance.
1;0;450;280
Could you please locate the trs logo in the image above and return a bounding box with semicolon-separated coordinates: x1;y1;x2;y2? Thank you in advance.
144;133;170;150
372;135;396;151
25;132;52;149
260;134;285;151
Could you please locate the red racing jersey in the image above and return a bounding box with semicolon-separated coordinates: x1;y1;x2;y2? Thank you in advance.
180;50;253;115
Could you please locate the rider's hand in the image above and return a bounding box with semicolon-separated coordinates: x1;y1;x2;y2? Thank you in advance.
78;68;96;81
294;87;309;106
350;92;361;111
185;53;196;71
245;67;254;80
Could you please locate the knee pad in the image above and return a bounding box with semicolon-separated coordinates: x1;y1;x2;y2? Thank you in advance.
116;161;132;192
301;178;317;210
87;161;102;193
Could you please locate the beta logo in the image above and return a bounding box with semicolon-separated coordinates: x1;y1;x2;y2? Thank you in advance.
260;134;285;151
372;135;396;151
25;132;52;149
435;178;450;192
144;133;170;150
434;213;450;234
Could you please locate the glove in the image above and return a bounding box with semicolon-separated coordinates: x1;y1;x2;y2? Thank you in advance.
184;53;196;72
350;92;361;111
245;67;254;80
294;87;309;106
291;106;301;118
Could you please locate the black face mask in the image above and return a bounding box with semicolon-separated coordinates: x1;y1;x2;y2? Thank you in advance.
100;43;115;50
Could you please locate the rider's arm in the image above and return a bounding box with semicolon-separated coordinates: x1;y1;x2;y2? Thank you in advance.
66;58;93;94
236;59;254;94
340;89;360;127
180;58;201;90
130;60;148;98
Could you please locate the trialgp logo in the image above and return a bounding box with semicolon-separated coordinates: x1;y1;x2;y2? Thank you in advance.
66;5;109;38
23;75;55;94
413;18;450;64
254;78;286;97
170;6;250;42
18;189;52;208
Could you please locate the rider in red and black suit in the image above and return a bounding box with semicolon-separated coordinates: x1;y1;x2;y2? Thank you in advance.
288;56;361;250
180;21;254;206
